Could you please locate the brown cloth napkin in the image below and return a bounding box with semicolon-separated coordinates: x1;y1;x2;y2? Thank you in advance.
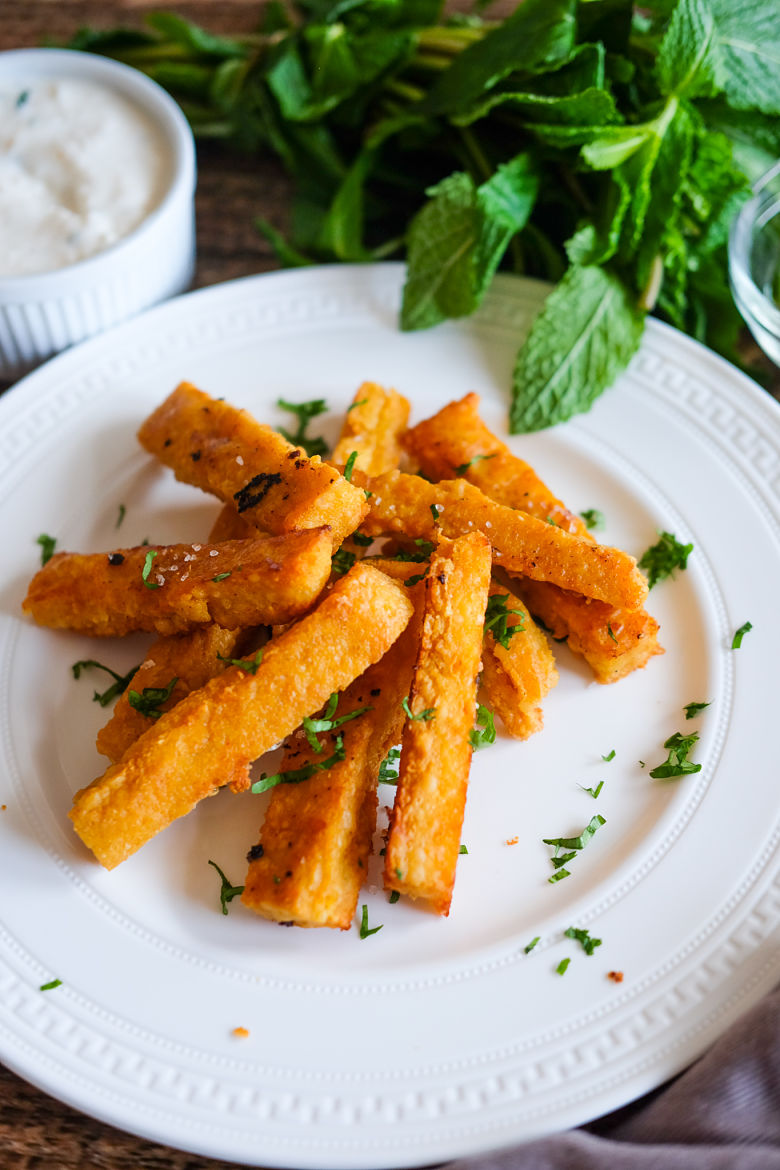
443;987;780;1170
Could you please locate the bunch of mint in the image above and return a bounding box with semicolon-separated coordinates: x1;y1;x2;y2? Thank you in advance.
71;0;780;429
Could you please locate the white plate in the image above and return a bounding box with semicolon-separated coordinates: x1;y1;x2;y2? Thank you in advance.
0;264;778;1168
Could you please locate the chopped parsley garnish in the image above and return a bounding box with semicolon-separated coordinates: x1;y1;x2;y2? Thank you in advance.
72;659;140;706
564;926;602;956
389;890;400;903
430;503;441;523
601;749;616;762
402;697;435;722
332;547;356;575
469;704;496;750
556;957;571;975
252;734;345;793
454;453;497;476
403;570;428;587
648;731;701;779
580;508;605;531
36;533;56;565
359;904;382;938
127;676;178;720
459;844;469;855
116;503;126;529
524;936;540;954
347;398;368;412
732;621;753;649
684;701;710;719
277;397;328;457
483;593;525;649
393;538;435;563
544;815;606;882
39;978;62;991
607;624;618;644
351;531;373;547
638;531;693;589
141;548;160;589
211;570;232;582
343;450;358;481
302;692;371;752
16;90;30;108
378;746;401;784
217;648;263;674
579;780;604;799
546;515;558;526
207;859;245;915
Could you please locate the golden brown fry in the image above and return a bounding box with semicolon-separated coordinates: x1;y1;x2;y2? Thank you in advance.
137;382;368;548
331;382;411;476
241;601;423;930
384;532;492;916
403;393;586;532
69;563;414;870
95;624;245;764
480;582;558;739
356;469;648;611
402;394;663;680
206;503;256;542
23;531;331;637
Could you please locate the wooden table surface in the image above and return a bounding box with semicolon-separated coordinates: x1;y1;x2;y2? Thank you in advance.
1;5;778;1169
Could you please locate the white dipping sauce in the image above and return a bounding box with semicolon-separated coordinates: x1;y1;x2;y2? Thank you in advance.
0;79;169;277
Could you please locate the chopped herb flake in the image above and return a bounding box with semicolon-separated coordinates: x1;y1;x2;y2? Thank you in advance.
332;547;356;575
430;503;441;523
580;509;605;531
732;621;753;649
402;697;435;722
469;703;496;750
602;749;616;762
638;531;693;589
72;658;140;707
564;926;602;956
359;903;382;938
211;570;232;582
484;593;525;649
343;450;358;481
459;844;469;855
127;676;178;720
393;538;435;563
403;570;428;587
378;746;401;784
347;399;368;412
217;648;263;674
39;978;62;991
684;701;710;719
579;780;604;799
454;453;497;476
208;859;244;915
252;735;345;793
548;869;571;883
302;692;371;752
389;890;400;903
543;816;606;852
277;397;328;458
351;531;373;547
115;504;126;529
141;549;160;589
607;624;618;644
556;957;571;976
524;936;540;954
36;533;56;565
648;731;701;780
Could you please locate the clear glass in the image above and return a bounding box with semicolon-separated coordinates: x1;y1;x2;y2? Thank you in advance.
729;161;780;367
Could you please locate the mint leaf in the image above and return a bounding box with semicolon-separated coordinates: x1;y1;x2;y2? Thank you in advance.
401;155;538;331
510;266;645;433
418;0;576;119
657;0;780;115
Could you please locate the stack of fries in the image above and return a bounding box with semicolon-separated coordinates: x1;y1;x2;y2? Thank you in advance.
23;380;660;927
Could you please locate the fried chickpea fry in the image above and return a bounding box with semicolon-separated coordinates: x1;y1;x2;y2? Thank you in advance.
331;382;411;476
384;532;492;916
95;624;245;764
356;469;648;611
480;582;558;740
402;394;663;682
69;563;414;870
23;531;331;638
241;601;423;929
137;382;368;548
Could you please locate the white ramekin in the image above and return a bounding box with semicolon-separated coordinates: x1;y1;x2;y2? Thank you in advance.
0;49;197;379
